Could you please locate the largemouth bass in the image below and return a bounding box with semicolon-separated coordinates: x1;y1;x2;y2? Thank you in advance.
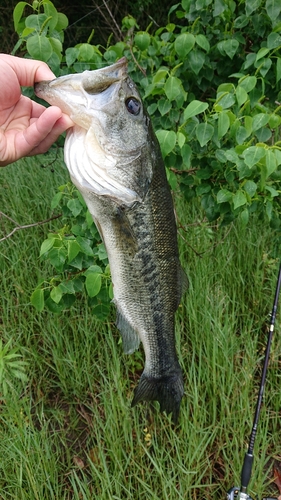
35;58;186;423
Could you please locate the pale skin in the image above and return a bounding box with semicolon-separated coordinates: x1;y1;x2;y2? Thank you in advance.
0;54;73;166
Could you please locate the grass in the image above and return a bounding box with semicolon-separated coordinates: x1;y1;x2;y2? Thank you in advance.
0;154;281;499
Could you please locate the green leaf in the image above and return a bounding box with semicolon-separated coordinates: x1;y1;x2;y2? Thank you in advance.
13;2;28;32
30;289;44;312
237;160;252;180
48;247;67;271
267;32;281;49
196;123;214;147
67;240;81;263
51;192;63;210
55;12;68;31
259;58;272;78
238;76;257;93
76;236;94;256
155;130;177;157
255;127;272;143
245;54;256;70
26;34;53;62
245;0;262;15
233;190;247;210
252;113;269;131
134;32;151;51
49;37;63;58
147;103;158;115
188;49;205;74
86;210;94;228
236;126;248;145
67;198;83;217
97;244;108;261
242;146;266;167
265;185;279;197
84;265;103;276
195;34;210;52
216;149;227;163
236;86;248;107
45;297;63;314
44;1;58;31
266;0;281;21
268;113;281;128
274;149;281;165
164;76;182;100
244;116;253;135
177;131;186;148
244;180;257;197
220;39;239;59
216;92;236;109
217;189;233;203
68;253;83;270
85;273;102;298
59;281;76;294
218;111;230;140
225;149;239;163
65;47;78;67
256;48;270;62
196;168;212;180
25;14;47;30
181;144;192;165
40;237;56;257
78;43;95;62
47;52;61;74
213;0;227;16
174;33;195;59
234;15;249;28
50;286;63;304
184;100;208;120
152;69;169;84
265;149;277;177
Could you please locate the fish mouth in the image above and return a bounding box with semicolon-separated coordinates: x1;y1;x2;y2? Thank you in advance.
34;58;130;123
34;57;128;99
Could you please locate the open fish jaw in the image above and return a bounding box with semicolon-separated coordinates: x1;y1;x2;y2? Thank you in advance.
35;59;185;423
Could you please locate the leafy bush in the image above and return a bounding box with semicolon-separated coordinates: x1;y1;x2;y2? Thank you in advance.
31;183;112;319
12;0;281;314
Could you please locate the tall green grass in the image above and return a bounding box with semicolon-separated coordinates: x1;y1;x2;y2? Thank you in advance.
0;156;280;499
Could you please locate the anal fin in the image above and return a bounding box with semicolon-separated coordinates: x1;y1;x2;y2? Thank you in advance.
116;309;140;354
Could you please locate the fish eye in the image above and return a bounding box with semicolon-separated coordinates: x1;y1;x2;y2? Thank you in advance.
125;97;141;115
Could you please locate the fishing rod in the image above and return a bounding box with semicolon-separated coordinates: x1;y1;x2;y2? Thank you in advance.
227;260;281;500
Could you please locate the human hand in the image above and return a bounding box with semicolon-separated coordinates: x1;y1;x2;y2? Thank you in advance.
0;54;73;166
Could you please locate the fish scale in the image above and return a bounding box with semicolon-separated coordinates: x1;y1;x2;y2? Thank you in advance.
35;58;186;423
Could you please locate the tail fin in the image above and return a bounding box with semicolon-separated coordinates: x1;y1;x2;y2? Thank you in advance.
131;371;184;424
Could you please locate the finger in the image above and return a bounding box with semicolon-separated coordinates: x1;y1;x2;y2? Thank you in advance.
22;106;73;151
26;116;72;156
30;99;51;119
0;54;55;87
